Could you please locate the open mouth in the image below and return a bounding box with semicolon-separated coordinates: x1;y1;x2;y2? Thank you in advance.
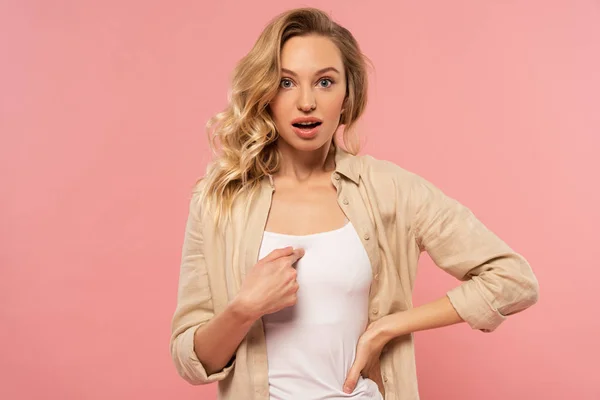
292;122;322;129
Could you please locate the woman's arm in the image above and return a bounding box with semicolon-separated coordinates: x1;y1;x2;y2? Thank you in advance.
343;296;463;393
371;296;463;346
344;170;540;393
171;182;303;384
170;188;233;385
376;296;463;340
408;173;540;332
192;298;256;376
170;185;243;385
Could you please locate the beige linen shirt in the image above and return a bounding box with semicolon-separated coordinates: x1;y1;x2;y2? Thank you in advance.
170;146;539;400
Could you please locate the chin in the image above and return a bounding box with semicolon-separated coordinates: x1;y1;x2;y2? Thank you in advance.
285;135;333;152
279;125;332;147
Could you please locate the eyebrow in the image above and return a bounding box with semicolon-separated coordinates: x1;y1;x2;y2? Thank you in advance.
281;67;341;77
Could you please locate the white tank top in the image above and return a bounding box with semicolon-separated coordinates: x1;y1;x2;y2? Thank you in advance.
259;219;383;400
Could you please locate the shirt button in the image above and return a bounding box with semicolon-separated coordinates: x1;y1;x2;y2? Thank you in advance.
371;308;378;315
374;273;379;281
342;198;349;205
334;174;340;180
383;375;388;383
363;233;370;240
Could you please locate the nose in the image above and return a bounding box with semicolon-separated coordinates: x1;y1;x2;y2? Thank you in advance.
297;87;316;112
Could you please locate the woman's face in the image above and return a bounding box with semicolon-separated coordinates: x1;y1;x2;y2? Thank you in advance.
269;35;347;151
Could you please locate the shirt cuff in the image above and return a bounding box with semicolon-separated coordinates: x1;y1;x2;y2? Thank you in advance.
446;281;507;333
176;324;236;384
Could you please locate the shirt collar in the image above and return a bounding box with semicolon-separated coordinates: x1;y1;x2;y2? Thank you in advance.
333;144;360;184
264;144;361;188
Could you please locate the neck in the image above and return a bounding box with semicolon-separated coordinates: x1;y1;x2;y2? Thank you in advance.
274;139;336;183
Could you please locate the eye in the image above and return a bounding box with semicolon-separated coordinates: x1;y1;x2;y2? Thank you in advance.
318;78;333;88
280;78;294;89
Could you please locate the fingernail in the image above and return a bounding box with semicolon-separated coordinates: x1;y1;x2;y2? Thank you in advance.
343;386;351;394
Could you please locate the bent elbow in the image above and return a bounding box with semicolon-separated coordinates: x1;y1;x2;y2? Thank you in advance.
524;276;540;308
169;326;211;385
170;325;235;385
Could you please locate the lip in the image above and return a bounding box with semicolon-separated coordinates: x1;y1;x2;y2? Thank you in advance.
291;117;323;124
291;117;322;139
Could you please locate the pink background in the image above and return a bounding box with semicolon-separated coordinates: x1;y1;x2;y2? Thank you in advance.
1;0;598;399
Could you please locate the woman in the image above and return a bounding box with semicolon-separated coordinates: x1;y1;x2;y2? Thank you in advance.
170;7;539;400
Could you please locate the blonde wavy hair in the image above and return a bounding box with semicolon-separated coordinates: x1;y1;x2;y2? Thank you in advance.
198;7;371;229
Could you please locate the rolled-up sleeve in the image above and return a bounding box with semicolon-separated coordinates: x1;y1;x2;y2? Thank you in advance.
169;184;236;384
409;174;540;332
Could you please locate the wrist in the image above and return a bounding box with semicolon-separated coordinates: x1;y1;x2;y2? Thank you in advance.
229;296;260;326
377;312;408;340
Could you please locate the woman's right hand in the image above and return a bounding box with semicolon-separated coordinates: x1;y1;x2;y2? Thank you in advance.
235;246;305;321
